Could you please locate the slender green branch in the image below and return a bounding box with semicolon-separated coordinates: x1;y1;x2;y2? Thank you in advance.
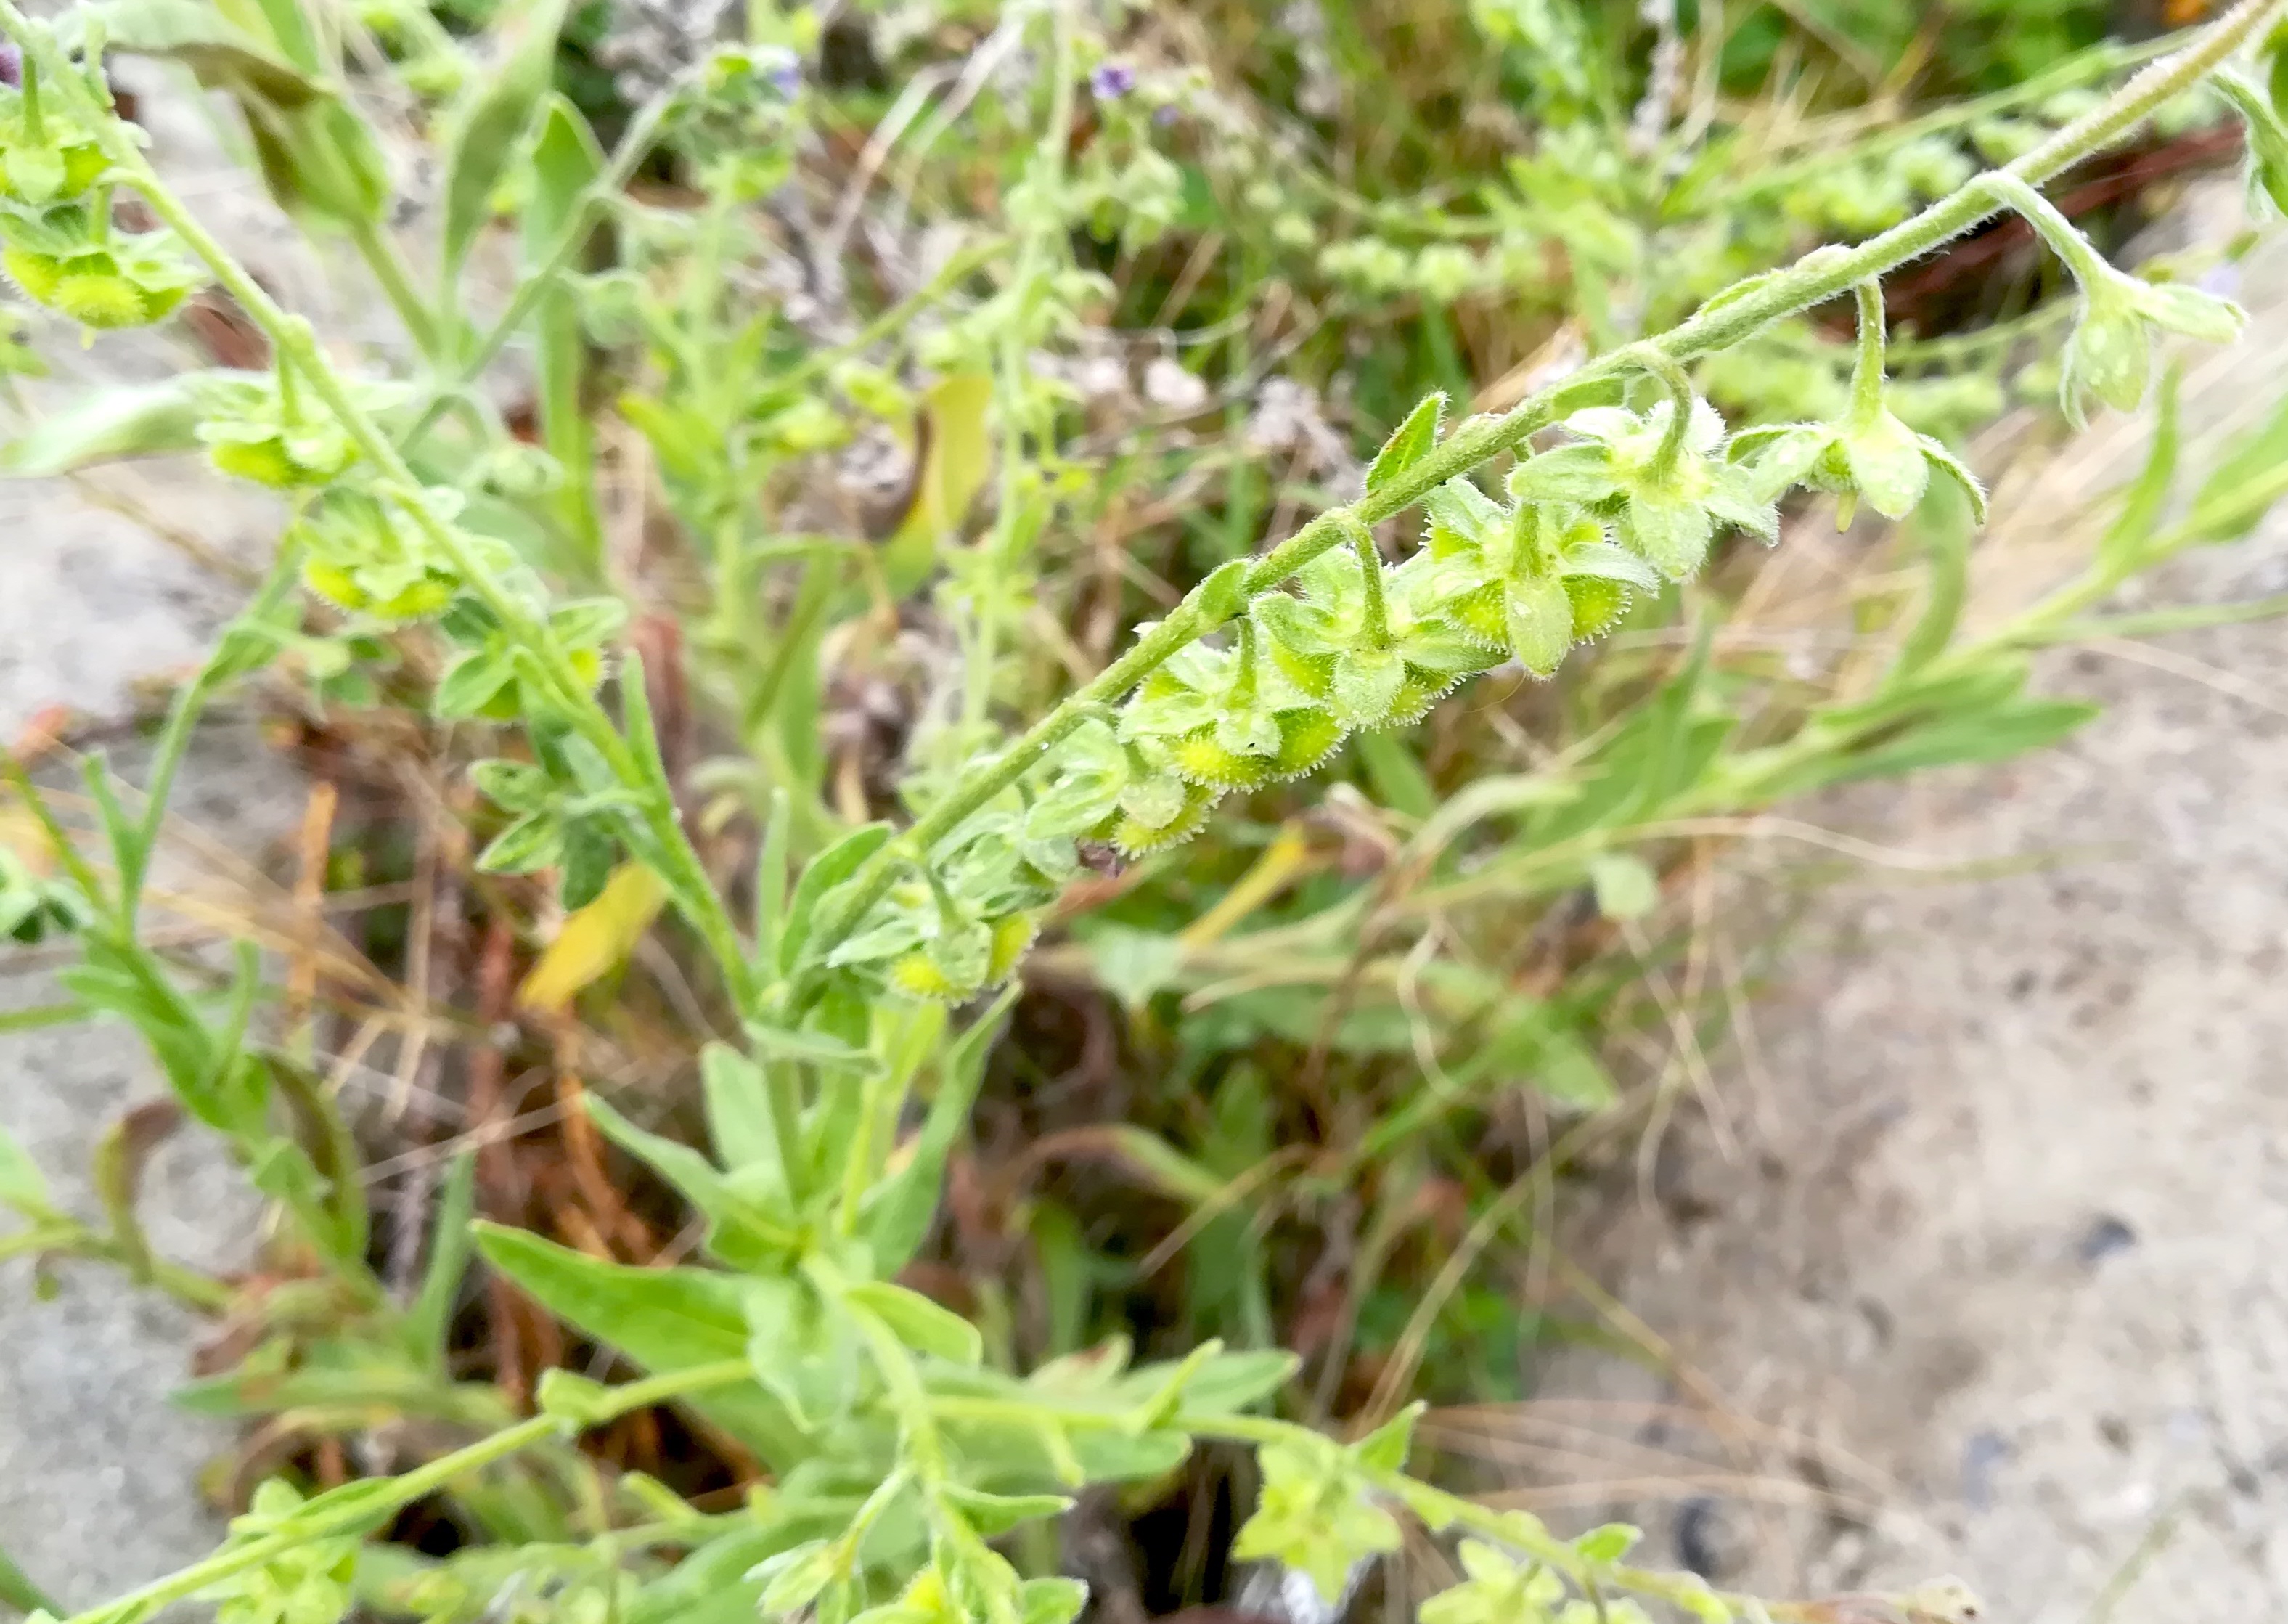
1335;514;1392;646
2019;589;2288;645
125;535;304;929
0;14;760;1014
807;0;2287;966
58;1359;751;1624
0;1000;84;1035
0;1212;234;1311
1974;170;2112;279
789;234;1011;391
348;216;442;360
1628;344;1699;472
0;752;107;910
815;1256;951;1482
965;0;1081;738
1848;280;1888;423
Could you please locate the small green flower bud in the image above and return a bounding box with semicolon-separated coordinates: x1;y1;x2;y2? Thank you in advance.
2060;280;2152;426
1841;409;1932;519
1563;574;1629;642
1110;780;1219;854
1505;573;1574;679
1;245;61;301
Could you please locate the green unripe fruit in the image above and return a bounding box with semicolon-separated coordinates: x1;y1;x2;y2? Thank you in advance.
1563;574;1629;642
209;437;309;489
1272;709;1345;776
986;914;1036;984
1505;574;1574;679
303;560;455;621
1173;729;1274;791
888;949;967;1002
1264;637;1334;700
1110;781;1218;855
1450;582;1508;648
1;248;62;302
53;266;153;327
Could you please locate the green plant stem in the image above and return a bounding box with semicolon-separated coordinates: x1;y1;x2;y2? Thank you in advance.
965;0;1079;739
0;30;761;1014
1977;169;2112;282
817;1256;952;1483
1335;514;1392;645
785;234;1010;393
0;752;107;910
2025;589;2288;644
0;1000;83;1035
1848;280;1887;422
59;1359;751;1624
1629;344;1699;471
0;1215;234;1311
348;216;442;360
806;0;2288;966
124;535;304;929
1177;1410;1792;1618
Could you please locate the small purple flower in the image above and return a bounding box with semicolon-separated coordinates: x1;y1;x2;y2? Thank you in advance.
1090;61;1136;99
1153;103;1179;128
0;46;20;91
737;44;800;99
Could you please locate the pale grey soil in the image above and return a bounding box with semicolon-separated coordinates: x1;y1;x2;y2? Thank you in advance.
0;734;291;1609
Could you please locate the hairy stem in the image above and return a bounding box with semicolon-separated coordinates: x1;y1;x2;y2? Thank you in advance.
1849;279;1889;423
1629;344;1699;473
123;536;305;928
60;1359;751;1624
965;0;1080;739
809;0;2287;965
0;16;762;1015
1336;513;1393;647
348;216;441;360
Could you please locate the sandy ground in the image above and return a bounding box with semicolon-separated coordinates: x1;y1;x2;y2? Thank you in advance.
0;735;289;1607
1528;203;2288;1620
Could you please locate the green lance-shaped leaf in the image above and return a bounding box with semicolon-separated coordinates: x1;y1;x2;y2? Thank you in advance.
73;1;323;108
2213;69;2288;219
1365;391;1447;493
0;374;209;476
439;0;574;287
470;1223;810;1464
0;1122;49;1217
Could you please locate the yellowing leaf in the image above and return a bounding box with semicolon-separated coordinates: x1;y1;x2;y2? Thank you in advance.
0;809;57;875
518;863;665;1014
883;372;994;595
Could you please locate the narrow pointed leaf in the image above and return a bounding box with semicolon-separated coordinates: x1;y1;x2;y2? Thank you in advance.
1365;392;1445;493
